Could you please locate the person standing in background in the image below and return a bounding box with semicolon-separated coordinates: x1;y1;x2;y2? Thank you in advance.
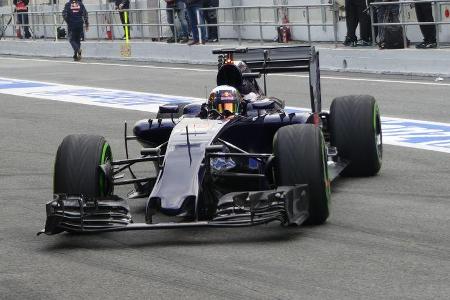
62;0;89;61
202;0;218;42
115;0;131;39
414;1;436;48
185;0;206;45
343;0;371;46
13;0;31;39
165;0;189;43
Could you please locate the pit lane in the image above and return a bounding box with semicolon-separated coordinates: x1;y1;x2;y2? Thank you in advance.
0;57;449;299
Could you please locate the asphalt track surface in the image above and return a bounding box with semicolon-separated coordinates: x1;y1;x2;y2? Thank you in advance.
0;56;449;299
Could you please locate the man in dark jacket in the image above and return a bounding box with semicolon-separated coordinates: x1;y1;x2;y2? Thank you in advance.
185;0;206;45
415;2;436;48
343;0;371;46
202;0;218;42
13;0;31;39
115;0;131;39
63;0;89;61
165;0;189;43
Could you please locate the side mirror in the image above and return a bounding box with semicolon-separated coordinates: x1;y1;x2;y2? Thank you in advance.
158;105;179;114
250;99;275;110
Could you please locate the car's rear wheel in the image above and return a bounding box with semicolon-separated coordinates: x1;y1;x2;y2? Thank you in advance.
329;95;382;176
273;124;330;225
54;134;113;197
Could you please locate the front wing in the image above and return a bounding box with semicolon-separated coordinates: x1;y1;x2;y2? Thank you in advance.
38;185;309;235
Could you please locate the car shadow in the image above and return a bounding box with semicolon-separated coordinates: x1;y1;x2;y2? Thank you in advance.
37;224;313;252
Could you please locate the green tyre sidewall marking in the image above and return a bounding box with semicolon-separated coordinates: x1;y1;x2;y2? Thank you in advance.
320;132;331;204
99;142;110;197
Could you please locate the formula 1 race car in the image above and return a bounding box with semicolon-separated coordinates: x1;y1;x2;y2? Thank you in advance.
39;45;382;235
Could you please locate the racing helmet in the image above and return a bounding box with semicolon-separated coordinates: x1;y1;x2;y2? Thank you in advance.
208;85;242;114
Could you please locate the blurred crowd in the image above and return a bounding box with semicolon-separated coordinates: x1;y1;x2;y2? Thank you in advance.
8;0;219;46
8;0;440;50
165;0;219;46
342;0;437;49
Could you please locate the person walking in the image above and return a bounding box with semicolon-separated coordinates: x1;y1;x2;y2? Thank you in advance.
62;0;89;61
165;0;189;43
415;1;436;48
185;0;206;45
202;0;218;42
343;0;371;46
13;0;31;39
115;0;131;40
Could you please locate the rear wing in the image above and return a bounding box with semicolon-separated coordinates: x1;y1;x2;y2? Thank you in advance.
213;46;322;114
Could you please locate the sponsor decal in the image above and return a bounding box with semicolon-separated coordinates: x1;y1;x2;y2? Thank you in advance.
1;77;449;154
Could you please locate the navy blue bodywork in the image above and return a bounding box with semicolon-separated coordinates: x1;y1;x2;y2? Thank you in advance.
40;46;328;235
133;111;313;220
133;111;312;153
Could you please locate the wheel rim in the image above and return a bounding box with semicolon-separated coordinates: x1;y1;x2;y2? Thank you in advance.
374;104;383;162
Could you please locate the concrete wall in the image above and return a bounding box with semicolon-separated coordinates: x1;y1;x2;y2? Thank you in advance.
1;39;450;77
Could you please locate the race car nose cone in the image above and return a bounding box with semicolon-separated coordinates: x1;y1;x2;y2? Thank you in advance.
146;195;196;222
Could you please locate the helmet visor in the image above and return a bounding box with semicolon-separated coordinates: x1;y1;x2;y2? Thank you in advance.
217;102;237;113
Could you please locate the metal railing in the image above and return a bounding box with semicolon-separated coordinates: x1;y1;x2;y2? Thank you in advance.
0;7;176;41
370;0;450;48
0;3;340;44
197;3;339;45
2;1;450;48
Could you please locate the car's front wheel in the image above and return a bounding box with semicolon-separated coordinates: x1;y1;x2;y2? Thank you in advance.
273;124;330;225
54;134;113;197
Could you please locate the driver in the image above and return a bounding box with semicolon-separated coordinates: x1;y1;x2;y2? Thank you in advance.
208;85;242;117
207;85;261;174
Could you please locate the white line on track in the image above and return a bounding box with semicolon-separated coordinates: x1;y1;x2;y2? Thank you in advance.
1;56;450;87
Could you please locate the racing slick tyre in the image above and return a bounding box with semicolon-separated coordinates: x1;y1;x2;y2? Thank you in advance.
329;95;382;177
156;103;187;119
273;124;330;225
54;134;113;197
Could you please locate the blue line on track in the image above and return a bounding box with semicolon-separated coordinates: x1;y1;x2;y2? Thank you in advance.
1;77;449;153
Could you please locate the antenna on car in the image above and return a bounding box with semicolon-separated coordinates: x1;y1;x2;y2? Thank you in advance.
263;50;269;95
186;125;192;165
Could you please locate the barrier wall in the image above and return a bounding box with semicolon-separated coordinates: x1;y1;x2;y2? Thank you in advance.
1;39;450;77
